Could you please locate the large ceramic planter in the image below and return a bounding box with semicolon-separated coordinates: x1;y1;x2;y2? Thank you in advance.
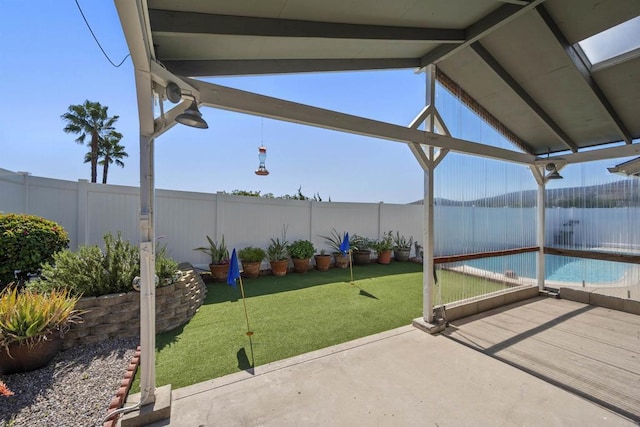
242;262;261;278
269;260;289;276
209;263;230;282
353;250;371;265
0;334;62;374
314;255;331;271
333;253;349;269
394;249;411;262
292;258;310;274
377;250;392;264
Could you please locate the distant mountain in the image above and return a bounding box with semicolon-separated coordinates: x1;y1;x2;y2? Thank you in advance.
416;180;639;208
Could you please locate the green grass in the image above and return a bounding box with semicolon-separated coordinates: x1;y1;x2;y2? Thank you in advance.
137;263;506;390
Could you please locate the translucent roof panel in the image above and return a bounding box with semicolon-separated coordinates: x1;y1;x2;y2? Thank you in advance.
578;15;640;65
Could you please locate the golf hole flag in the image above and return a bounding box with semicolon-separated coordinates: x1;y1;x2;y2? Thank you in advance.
339;232;350;255
227;248;240;288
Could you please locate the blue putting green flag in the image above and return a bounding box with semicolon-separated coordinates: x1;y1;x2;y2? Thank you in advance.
227;248;240;288
339;232;350;255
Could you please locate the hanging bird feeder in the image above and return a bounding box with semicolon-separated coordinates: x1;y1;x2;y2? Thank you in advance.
255;146;269;176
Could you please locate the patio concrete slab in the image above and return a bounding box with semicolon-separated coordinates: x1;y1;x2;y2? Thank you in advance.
443;296;640;423
136;301;637;427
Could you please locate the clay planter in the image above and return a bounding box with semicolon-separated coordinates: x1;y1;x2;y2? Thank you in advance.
314;254;331;271
209;263;230;282
269;260;289;276
292;258;310;273
352;250;371;265
0;334;62;374
242;262;261;278
377;250;392;264
333;253;349;269
394;249;411;262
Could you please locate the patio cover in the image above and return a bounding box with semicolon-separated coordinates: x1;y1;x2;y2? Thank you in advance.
137;0;640;161
113;0;640;415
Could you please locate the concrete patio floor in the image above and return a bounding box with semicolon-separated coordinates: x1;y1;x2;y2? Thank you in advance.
131;297;638;426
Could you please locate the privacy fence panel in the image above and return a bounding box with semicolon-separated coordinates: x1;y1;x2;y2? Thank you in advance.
1;169;637;267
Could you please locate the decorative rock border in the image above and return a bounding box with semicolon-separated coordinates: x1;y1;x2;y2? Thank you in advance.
63;263;207;349
103;345;141;427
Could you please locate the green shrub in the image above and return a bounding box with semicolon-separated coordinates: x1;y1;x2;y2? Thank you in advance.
0;213;69;286
29;232;181;297
238;246;266;263
100;232;139;293
287;240;315;259
156;244;179;282
30;232;137;297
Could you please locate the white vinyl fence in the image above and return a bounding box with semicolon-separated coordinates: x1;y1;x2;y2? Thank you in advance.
1;168;638;266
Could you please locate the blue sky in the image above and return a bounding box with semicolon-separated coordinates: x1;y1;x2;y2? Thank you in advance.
0;1;632;204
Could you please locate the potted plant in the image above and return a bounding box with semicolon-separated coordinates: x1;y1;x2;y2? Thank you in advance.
288;239;315;273
319;228;349;269
194;235;230;282
0;288;83;374
238;246;266;278
267;235;289;276
393;231;413;262
350;234;372;265
371;231;394;264
314;249;331;272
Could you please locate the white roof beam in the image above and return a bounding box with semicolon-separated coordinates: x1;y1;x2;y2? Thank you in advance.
149;10;465;42
163;58;420;77
544;143;640;165
187;78;534;165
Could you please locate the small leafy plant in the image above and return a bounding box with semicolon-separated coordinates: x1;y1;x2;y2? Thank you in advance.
238;247;266;263
371;231;394;253
194;235;229;265
287;240;315;260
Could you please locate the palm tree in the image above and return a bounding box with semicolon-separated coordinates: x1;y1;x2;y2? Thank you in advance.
62;101;119;183
84;130;128;184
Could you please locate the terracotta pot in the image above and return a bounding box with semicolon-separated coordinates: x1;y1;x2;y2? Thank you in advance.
242;262;261;278
292;258;310;274
314;255;331;271
209;263;230;282
394;249;411;262
0;334;62;374
333;253;349;269
353;250;371;265
377;250;392;264
269;260;289;276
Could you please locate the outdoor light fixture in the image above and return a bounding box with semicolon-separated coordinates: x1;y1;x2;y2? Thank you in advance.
175;94;208;129
545;163;563;180
255;146;269;176
608;156;640;178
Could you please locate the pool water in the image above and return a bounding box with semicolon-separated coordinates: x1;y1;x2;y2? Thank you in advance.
460;252;629;283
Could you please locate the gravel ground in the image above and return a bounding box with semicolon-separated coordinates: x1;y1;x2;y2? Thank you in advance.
0;337;138;427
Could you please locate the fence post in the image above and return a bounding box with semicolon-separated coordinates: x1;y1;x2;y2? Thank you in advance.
215;192;224;242
77;179;89;249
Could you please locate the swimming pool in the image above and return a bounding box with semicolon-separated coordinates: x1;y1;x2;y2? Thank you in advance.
459;252;629;283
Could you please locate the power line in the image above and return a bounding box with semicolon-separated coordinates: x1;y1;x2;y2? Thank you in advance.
74;0;131;68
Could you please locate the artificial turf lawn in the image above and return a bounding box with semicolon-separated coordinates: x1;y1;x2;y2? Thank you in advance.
138;262;506;390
